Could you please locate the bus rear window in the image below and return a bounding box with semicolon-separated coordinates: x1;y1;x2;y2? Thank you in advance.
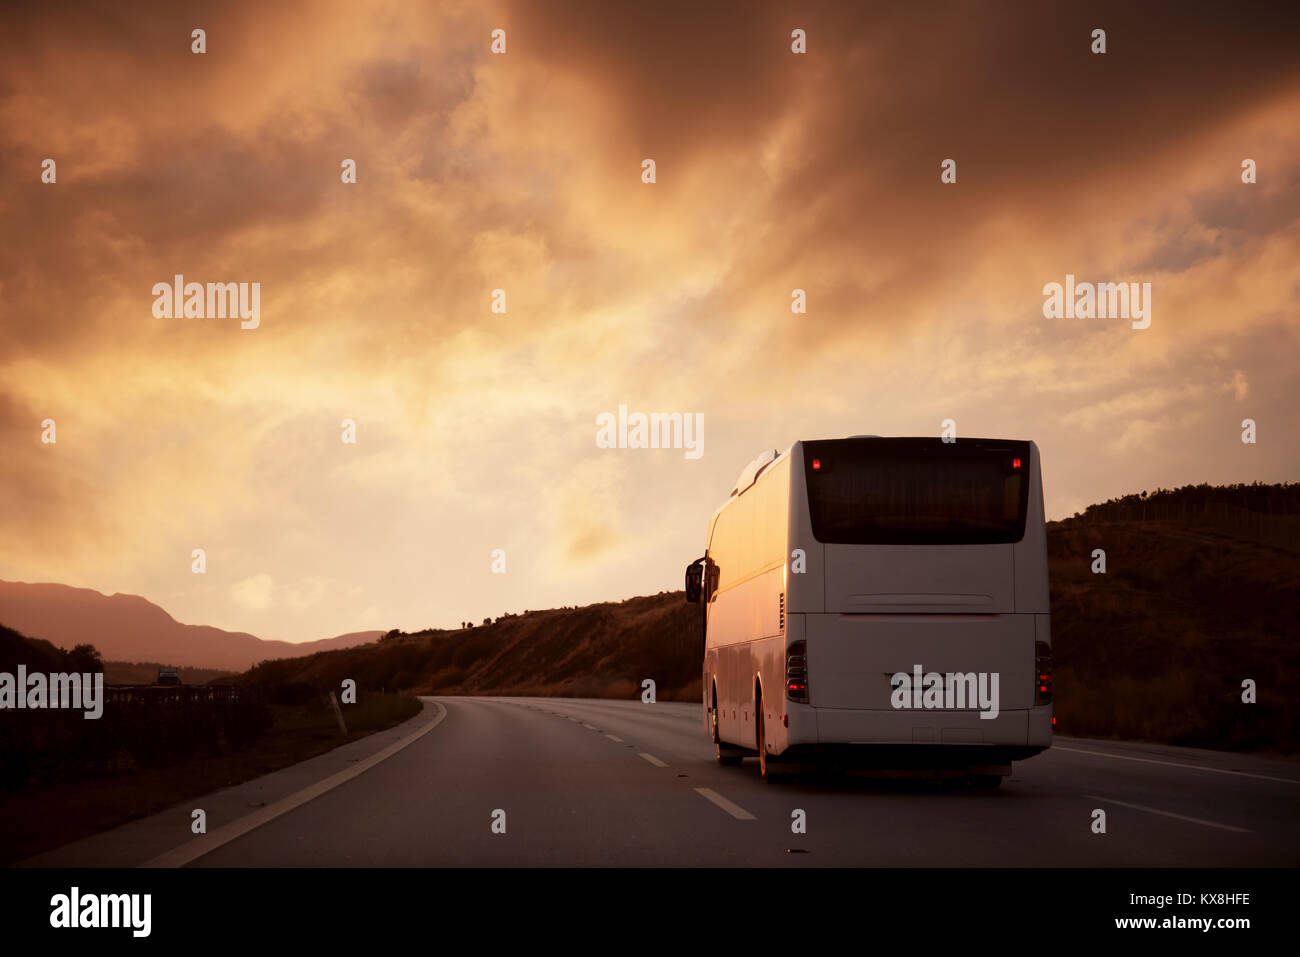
803;438;1030;545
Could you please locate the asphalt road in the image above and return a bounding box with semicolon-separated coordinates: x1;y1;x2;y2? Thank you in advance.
182;696;1298;867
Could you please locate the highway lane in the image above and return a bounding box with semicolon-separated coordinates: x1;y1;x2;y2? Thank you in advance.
191;697;1300;866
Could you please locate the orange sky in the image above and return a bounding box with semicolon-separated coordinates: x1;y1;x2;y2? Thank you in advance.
2;0;1297;642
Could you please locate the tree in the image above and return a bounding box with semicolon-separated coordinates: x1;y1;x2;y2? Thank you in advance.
67;643;103;672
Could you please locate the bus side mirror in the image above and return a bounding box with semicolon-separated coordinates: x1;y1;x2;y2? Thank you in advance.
684;557;704;603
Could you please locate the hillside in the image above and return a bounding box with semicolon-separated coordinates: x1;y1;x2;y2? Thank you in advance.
1049;485;1298;752
248;483;1300;753
246;594;701;702
0;581;382;671
0;623;103;674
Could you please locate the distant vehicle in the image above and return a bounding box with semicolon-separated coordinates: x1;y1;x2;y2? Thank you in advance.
156;666;181;686
685;436;1053;786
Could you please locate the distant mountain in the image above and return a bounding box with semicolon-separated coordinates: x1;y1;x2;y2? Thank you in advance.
0;581;382;671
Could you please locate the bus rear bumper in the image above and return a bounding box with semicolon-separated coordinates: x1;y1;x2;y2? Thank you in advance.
774;743;1043;774
784;705;1051;757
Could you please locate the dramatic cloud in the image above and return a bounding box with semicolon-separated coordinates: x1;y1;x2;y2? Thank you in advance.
1;0;1297;640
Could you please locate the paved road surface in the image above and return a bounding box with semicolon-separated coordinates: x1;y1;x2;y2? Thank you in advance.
173;697;1298;867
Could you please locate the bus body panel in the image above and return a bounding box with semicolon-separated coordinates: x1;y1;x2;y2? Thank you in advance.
754;634;787;753
707;571;782;746
706;634;789;753
786;443;825;615
705;567;782;650
710;637;750;746
704;453;790;752
803;612;1036;713
814;706;1029;747
823;543;1016;614
1013;441;1050;614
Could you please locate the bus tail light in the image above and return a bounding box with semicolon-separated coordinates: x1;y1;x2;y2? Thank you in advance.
786;640;809;703
1035;641;1052;704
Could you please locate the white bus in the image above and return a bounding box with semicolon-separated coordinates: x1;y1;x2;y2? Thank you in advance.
685;436;1052;786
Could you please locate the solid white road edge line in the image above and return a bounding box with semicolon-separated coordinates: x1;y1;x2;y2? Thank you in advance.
141;698;449;868
1085;794;1252;833
1057;745;1299;784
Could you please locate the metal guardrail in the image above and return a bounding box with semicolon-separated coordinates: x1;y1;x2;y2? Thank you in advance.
103;685;250;705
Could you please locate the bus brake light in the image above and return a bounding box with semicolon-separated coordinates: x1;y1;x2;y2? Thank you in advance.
1035;641;1052;704
786;641;809;704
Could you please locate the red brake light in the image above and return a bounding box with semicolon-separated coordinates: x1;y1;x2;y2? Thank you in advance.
786;641;809;704
1035;641;1052;705
1012;457;1021;469
812;458;821;470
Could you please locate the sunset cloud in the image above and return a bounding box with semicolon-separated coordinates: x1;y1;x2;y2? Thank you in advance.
1;0;1296;641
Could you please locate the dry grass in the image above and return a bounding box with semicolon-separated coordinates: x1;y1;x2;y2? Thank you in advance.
253;591;703;705
0;693;421;864
1047;517;1298;752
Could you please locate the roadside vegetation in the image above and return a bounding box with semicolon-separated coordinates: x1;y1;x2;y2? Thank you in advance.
0;626;420;863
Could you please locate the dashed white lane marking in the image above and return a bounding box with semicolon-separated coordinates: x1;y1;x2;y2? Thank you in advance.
1057;746;1299;785
1085;794;1252;833
694;787;757;821
639;753;668;768
605;734;623;743
582;723;598;730
143;698;448;867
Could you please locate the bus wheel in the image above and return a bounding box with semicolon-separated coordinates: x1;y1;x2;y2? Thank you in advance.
715;740;743;767
757;704;782;782
970;774;1003;789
